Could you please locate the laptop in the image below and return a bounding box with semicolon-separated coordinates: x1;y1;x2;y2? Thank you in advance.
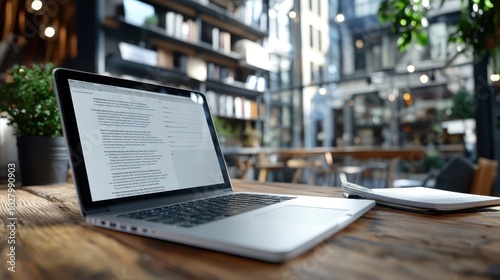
53;68;375;262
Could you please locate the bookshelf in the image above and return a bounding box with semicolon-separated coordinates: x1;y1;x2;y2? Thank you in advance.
91;0;270;147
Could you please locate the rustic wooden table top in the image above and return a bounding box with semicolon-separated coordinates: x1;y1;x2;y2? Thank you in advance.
1;179;499;280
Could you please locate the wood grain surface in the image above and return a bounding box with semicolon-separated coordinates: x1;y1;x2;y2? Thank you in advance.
1;179;499;280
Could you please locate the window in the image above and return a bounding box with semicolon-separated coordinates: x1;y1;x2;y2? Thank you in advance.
318;65;324;83
354;36;366;71
310;62;315;81
354;0;382;17
353;33;397;72
309;25;314;48
318;30;322;52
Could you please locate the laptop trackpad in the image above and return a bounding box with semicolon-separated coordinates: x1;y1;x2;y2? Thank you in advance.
255;205;348;224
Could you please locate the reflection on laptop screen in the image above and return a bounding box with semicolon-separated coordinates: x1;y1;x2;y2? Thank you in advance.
68;79;224;201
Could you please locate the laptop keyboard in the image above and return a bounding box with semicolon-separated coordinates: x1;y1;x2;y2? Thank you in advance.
118;193;296;228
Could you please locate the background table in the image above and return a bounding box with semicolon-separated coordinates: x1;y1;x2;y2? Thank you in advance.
223;145;464;183
1;179;499;279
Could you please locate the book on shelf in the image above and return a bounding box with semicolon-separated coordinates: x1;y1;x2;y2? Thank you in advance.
250;101;258;119
157;48;174;69
174;13;183;38
206;91;218;114
243;99;252;119
186;19;198;42
208;93;259;120
165;11;176;36
165;11;197;42
341;179;500;212
219;31;231;53
225;95;234;117
234;97;243;118
181;21;189;41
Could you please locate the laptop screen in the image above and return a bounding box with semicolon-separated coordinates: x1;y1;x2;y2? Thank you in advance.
67;79;225;202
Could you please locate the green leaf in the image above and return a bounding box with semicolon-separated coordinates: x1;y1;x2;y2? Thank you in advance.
416;31;429;45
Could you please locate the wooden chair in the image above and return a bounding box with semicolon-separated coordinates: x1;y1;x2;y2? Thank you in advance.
286;158;324;184
470;157;498;195
323;152;366;186
254;153;286;182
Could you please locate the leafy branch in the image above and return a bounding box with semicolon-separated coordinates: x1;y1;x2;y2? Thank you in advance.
378;0;499;71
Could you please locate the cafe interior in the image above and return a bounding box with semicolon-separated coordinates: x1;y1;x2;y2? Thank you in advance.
1;0;499;196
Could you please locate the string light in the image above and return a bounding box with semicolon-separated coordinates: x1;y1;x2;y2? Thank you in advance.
31;0;42;11
335;14;345;23
420;74;429;83
44;26;56;38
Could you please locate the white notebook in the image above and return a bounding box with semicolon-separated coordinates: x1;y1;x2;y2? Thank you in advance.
342;180;500;212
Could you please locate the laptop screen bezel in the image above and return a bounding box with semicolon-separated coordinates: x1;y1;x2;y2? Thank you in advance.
53;68;233;213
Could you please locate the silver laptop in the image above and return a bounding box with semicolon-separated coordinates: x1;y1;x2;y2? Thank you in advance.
53;68;374;262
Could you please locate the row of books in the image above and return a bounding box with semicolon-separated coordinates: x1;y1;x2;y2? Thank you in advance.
211;27;231;53
206;91;264;120
165;13;232;54
204;0;267;30
207;62;235;83
165;11;198;43
124;42;266;93
232;0;267;30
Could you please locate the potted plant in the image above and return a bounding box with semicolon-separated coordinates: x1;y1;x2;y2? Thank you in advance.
0;63;69;185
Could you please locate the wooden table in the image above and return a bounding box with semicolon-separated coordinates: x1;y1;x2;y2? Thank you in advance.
1;179;499;279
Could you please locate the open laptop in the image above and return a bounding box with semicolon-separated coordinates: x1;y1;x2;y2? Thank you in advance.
53;68;374;262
